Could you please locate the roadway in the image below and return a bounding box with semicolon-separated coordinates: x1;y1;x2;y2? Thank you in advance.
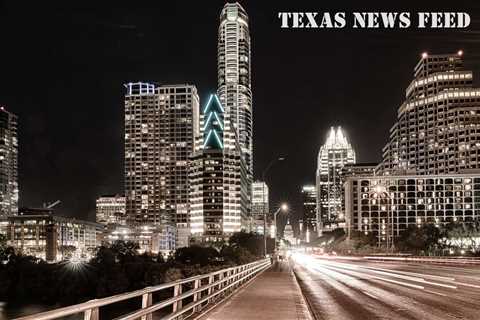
292;253;480;320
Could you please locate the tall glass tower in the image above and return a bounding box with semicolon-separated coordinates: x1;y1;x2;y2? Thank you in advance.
316;127;356;234
0;107;18;216
217;2;253;178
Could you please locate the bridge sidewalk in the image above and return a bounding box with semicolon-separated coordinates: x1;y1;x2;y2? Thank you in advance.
198;260;312;320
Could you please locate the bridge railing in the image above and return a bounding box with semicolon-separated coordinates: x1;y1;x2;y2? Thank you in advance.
15;258;271;320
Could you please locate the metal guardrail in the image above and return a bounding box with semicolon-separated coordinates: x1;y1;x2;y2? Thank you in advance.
14;258;271;320
363;256;480;265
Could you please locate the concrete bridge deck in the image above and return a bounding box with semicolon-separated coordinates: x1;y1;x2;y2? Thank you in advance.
199;260;312;320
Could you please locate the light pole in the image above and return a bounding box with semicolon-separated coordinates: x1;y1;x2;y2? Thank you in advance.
272;203;288;254
261;156;285;256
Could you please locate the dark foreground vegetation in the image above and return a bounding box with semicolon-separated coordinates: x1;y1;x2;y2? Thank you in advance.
317;219;480;256
0;232;274;308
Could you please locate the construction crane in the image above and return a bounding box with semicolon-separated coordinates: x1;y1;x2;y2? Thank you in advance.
44;200;61;209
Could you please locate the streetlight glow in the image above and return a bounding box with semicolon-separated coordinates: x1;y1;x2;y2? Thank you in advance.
272;202;289;255
374;185;386;194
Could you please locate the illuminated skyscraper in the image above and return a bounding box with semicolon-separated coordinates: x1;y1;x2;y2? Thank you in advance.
124;83;199;236
316;126;356;234
0;107;18;216
380;52;480;175
251;181;268;234
300;185;316;241
189;94;249;242
217;2;253;178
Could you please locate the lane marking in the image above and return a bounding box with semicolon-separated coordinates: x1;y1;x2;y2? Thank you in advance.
452;281;480;289
421;279;457;289
424;289;447;297
362;290;380;300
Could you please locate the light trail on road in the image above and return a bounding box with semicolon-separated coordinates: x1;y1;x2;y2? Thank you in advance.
292;253;480;320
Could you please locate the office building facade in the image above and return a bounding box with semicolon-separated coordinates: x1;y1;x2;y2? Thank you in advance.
96;194;126;225
345;174;480;246
104;224;176;256
0;107;18;216
251;181;268;233
7;208;103;262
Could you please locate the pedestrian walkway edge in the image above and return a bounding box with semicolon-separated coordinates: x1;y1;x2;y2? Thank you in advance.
191;263;271;320
292;265;317;320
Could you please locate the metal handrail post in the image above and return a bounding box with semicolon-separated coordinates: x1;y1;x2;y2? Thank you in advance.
141;292;153;320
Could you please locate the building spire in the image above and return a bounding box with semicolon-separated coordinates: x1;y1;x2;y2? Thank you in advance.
324;126;351;149
203;94;225;150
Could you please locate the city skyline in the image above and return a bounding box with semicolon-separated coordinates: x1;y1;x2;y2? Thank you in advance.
2;2;480;320
1;1;480;222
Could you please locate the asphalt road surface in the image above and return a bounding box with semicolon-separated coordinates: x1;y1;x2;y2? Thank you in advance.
292;254;480;320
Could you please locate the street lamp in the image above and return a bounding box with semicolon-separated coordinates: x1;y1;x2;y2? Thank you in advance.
273;203;288;254
261;156;285;256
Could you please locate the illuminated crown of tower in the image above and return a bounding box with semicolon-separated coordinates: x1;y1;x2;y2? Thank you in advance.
202;94;225;149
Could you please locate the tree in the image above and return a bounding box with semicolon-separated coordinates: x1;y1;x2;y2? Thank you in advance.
109;240;140;263
315;228;346;250
350;230;377;249
0;234;8;262
397;224;441;254
220;245;256;264
227;231;274;256
440;219;480;254
174;246;219;266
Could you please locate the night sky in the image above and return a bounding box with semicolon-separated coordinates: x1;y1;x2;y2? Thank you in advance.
1;1;480;226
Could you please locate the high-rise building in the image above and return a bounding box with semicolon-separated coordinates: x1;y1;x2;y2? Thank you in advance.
300;185;316;242
124;82;161;225
316;126;356;233
124;83;199;241
251;181;268;233
217;2;253;178
380;52;480;175
0;107;18;216
189;94;249;243
157;85;200;247
345;52;480;246
96;195;126;225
